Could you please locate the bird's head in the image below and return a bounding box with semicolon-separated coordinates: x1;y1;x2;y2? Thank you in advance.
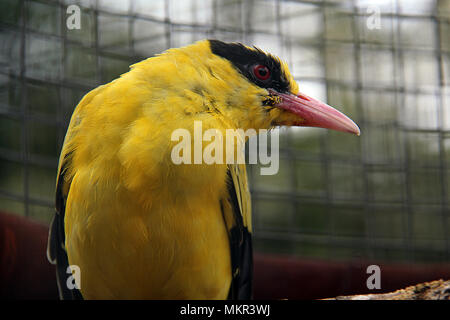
208;40;359;135
136;39;360;135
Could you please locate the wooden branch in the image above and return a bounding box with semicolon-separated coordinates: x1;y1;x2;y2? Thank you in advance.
326;279;450;300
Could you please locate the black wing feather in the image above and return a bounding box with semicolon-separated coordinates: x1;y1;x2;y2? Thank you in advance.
224;166;253;300
47;155;83;300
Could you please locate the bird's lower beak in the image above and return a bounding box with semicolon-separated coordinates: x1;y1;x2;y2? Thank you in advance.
269;89;360;135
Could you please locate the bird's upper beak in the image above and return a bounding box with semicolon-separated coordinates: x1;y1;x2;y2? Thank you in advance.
269;89;360;135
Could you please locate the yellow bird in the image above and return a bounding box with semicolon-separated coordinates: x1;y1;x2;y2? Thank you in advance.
47;40;360;300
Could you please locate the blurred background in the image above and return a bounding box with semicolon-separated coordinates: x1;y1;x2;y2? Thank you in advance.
0;0;449;299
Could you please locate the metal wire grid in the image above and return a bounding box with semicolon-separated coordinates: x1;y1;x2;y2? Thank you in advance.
0;0;449;262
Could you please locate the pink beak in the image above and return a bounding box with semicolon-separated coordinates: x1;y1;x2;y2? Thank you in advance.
270;89;360;135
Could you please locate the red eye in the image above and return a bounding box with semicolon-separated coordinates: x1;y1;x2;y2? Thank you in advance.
252;64;270;81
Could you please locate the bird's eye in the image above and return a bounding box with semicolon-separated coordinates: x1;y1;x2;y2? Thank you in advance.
252;64;270;81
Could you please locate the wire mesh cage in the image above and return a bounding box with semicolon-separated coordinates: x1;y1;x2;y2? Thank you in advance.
0;0;449;265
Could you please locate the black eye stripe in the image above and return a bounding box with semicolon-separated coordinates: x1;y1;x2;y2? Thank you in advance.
209;39;290;93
